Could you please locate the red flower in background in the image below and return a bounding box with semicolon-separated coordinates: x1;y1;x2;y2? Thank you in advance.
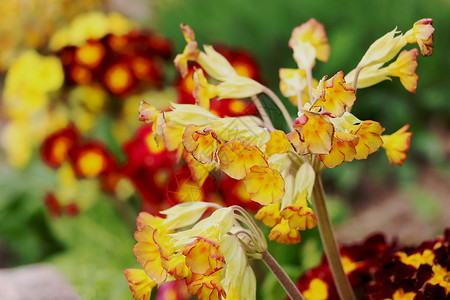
41;125;79;168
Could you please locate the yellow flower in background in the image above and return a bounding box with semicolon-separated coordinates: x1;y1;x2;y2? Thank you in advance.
49;11;137;50
3;50;64;118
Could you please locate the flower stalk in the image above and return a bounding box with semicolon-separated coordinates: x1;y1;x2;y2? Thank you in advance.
261;250;305;300
312;175;356;300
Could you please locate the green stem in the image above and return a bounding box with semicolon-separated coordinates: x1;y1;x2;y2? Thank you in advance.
261;250;305;300
312;175;356;300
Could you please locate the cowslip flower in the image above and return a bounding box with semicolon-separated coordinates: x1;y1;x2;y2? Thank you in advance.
381;124;412;167
126;203;263;300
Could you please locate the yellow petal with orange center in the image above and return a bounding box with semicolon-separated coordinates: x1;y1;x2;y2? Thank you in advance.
218;139;268;180
287;111;334;155
183;124;222;164
318;131;359;168
182;237;226;276
124;268;156;300
268;219;302;244
381;124;412;167
244;166;285;205
350;121;384;160
313;71;356;117
280;204;317;230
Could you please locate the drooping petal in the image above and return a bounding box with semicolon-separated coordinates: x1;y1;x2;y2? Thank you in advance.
405;18;434;56
218;139;268;180
243;166;285;205
184;153;216;186
255;203;281;227
381;124;412;167
138;101;159;123
318;131;359;168
313;71;356;117
268;219;302;244
287;111;334;155
174;24;200;77
124;268;156;300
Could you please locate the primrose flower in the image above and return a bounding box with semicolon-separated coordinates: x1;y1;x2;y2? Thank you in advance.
381;124;412;167
126;203;264;300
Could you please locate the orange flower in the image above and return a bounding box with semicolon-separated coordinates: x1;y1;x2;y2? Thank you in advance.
381;124;412;167
243;166;285;205
287;111;334;155
182;124;222;164
218;139;268;180
313;71;356;117
318;131;359;168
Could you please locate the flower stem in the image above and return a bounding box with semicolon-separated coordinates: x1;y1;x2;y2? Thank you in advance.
251;95;275;131
262;87;294;130
312;175;356;300
261;250;305;300
351;65;363;91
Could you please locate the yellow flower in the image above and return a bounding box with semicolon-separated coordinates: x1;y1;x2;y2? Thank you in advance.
313;71;356;117
124;269;156;300
279;68;308;98
218;139;268;180
280;204;317;231
186;271;226;300
138;101;160;123
427;265;450;295
397;249;434;269
386;49;419;93
182;237;226;276
318;131;359;168
193;68;219;110
404;18;434;56
381;124;412;167
265;130;293;157
349;120;384;160
244;166;285;205
255;203;281;227
174;24;200;78
269;219;302;244
287;110;334;155
182;124;222;165
289;18;331;63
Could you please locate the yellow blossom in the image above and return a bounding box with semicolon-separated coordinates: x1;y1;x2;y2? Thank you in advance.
318;131;359;168
349;120;384;160
183;237;226;276
255;203;281;227
381;124;412;167
265;130;292;157
218;139;268;180
404;18;434;56
182;124;222;164
174;24;200;78
386;49;419;93
193;68;219;110
313;71;356;117
124;269;156;300
287;110;334;155
280;204;317;230
269;219;302;244
244;166;285;205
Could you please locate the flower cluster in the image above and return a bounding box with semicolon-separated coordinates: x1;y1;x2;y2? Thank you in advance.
125;202;263;300
138;18;433;247
296;229;450;300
